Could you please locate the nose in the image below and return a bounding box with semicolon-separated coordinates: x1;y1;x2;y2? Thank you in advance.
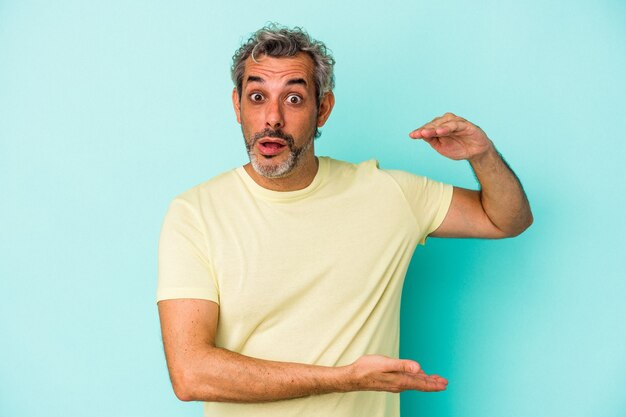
265;99;284;130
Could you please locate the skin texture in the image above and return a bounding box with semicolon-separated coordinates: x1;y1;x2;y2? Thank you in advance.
158;54;532;403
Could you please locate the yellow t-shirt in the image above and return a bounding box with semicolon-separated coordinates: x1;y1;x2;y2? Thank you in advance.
157;157;453;417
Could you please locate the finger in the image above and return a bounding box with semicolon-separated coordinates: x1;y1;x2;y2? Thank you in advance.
428;375;449;385
392;359;421;374
400;368;447;381
384;370;448;392
410;124;459;139
412;369;447;383
410;112;466;139
413;374;448;392
432;112;463;124
409;371;447;382
440;112;460;122
410;120;464;139
409;126;438;139
378;357;421;374
409;127;427;139
434;120;470;136
398;375;443;392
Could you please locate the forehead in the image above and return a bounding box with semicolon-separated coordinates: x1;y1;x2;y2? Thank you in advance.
242;53;315;86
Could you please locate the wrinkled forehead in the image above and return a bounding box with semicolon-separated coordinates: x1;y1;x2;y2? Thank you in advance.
242;53;316;87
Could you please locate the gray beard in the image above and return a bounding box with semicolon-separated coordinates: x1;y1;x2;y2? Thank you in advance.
245;128;314;179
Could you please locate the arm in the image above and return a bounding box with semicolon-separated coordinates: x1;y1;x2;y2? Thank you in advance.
158;298;448;403
409;112;533;239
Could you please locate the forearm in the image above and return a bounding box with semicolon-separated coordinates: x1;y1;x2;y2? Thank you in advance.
469;144;533;236
159;295;447;403
170;346;351;403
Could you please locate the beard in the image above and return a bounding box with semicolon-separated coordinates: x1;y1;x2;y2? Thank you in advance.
244;127;314;178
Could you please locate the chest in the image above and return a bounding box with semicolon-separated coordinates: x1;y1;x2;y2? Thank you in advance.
207;183;417;318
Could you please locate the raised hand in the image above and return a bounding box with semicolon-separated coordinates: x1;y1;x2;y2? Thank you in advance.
348;354;448;393
409;112;494;161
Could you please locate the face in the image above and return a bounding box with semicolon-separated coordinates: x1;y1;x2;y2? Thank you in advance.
232;53;334;179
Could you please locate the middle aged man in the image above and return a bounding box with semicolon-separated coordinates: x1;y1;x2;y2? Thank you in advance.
157;24;533;417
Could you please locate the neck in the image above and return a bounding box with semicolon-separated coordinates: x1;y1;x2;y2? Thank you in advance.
244;153;319;192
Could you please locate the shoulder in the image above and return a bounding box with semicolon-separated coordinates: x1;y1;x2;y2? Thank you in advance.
171;168;242;206
326;157;434;187
382;168;432;191
160;168;246;226
324;157;383;179
321;158;436;205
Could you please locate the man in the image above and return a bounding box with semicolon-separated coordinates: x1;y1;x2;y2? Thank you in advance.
157;24;532;416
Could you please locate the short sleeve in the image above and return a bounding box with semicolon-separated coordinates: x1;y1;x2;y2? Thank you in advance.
385;170;453;245
156;197;220;303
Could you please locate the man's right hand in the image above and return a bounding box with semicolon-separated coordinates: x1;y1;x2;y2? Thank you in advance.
347;354;448;393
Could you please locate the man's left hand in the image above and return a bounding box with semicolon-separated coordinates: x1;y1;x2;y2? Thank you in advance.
409;112;494;161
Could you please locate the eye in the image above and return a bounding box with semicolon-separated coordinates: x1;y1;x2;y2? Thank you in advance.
286;94;302;104
249;92;264;102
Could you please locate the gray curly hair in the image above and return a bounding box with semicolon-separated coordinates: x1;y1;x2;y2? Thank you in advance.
231;24;335;107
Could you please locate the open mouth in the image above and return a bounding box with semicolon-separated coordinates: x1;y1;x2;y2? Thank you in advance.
258;138;288;156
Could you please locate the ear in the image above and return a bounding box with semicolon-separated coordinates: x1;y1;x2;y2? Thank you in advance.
317;92;335;128
232;87;242;124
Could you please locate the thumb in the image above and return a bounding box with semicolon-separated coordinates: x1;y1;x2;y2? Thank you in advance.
392;359;421;374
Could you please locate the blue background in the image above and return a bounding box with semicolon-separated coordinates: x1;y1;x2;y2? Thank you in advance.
1;1;624;416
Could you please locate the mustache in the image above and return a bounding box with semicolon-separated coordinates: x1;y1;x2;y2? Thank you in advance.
248;129;295;149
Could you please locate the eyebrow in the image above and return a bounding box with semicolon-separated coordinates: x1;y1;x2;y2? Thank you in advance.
246;76;308;87
286;78;307;86
246;75;264;84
